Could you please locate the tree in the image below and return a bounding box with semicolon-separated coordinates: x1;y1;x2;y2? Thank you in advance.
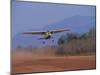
58;35;67;45
79;27;96;39
79;33;88;39
66;33;78;43
58;32;78;45
88;27;96;38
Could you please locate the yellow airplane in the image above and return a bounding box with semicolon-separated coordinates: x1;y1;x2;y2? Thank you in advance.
23;29;70;43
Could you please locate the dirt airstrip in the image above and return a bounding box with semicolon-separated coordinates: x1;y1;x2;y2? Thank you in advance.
11;51;96;74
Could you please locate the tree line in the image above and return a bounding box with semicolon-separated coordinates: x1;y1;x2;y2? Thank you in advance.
56;27;96;56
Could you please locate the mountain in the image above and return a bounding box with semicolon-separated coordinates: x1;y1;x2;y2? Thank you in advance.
12;15;95;48
44;15;95;33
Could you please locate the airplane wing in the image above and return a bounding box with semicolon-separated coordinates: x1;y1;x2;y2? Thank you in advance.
51;29;70;34
23;31;46;35
22;29;70;35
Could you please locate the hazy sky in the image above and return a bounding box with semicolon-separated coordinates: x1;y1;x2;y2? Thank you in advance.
12;1;95;37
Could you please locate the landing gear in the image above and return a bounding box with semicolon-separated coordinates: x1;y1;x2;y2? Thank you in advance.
42;38;54;44
52;39;54;42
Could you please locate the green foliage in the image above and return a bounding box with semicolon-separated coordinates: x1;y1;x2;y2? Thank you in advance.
58;35;67;45
79;27;96;39
66;33;78;42
58;27;96;45
58;32;78;45
88;27;96;38
56;27;96;56
79;33;88;39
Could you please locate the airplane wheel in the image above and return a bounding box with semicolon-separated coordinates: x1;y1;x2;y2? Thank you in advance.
52;40;54;42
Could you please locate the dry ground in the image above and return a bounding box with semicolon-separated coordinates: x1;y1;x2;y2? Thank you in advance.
11;51;96;74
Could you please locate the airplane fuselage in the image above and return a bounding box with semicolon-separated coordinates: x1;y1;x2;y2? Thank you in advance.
45;31;52;39
45;35;51;39
23;29;69;40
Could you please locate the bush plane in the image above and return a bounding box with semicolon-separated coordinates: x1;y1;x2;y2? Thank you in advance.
23;29;70;43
